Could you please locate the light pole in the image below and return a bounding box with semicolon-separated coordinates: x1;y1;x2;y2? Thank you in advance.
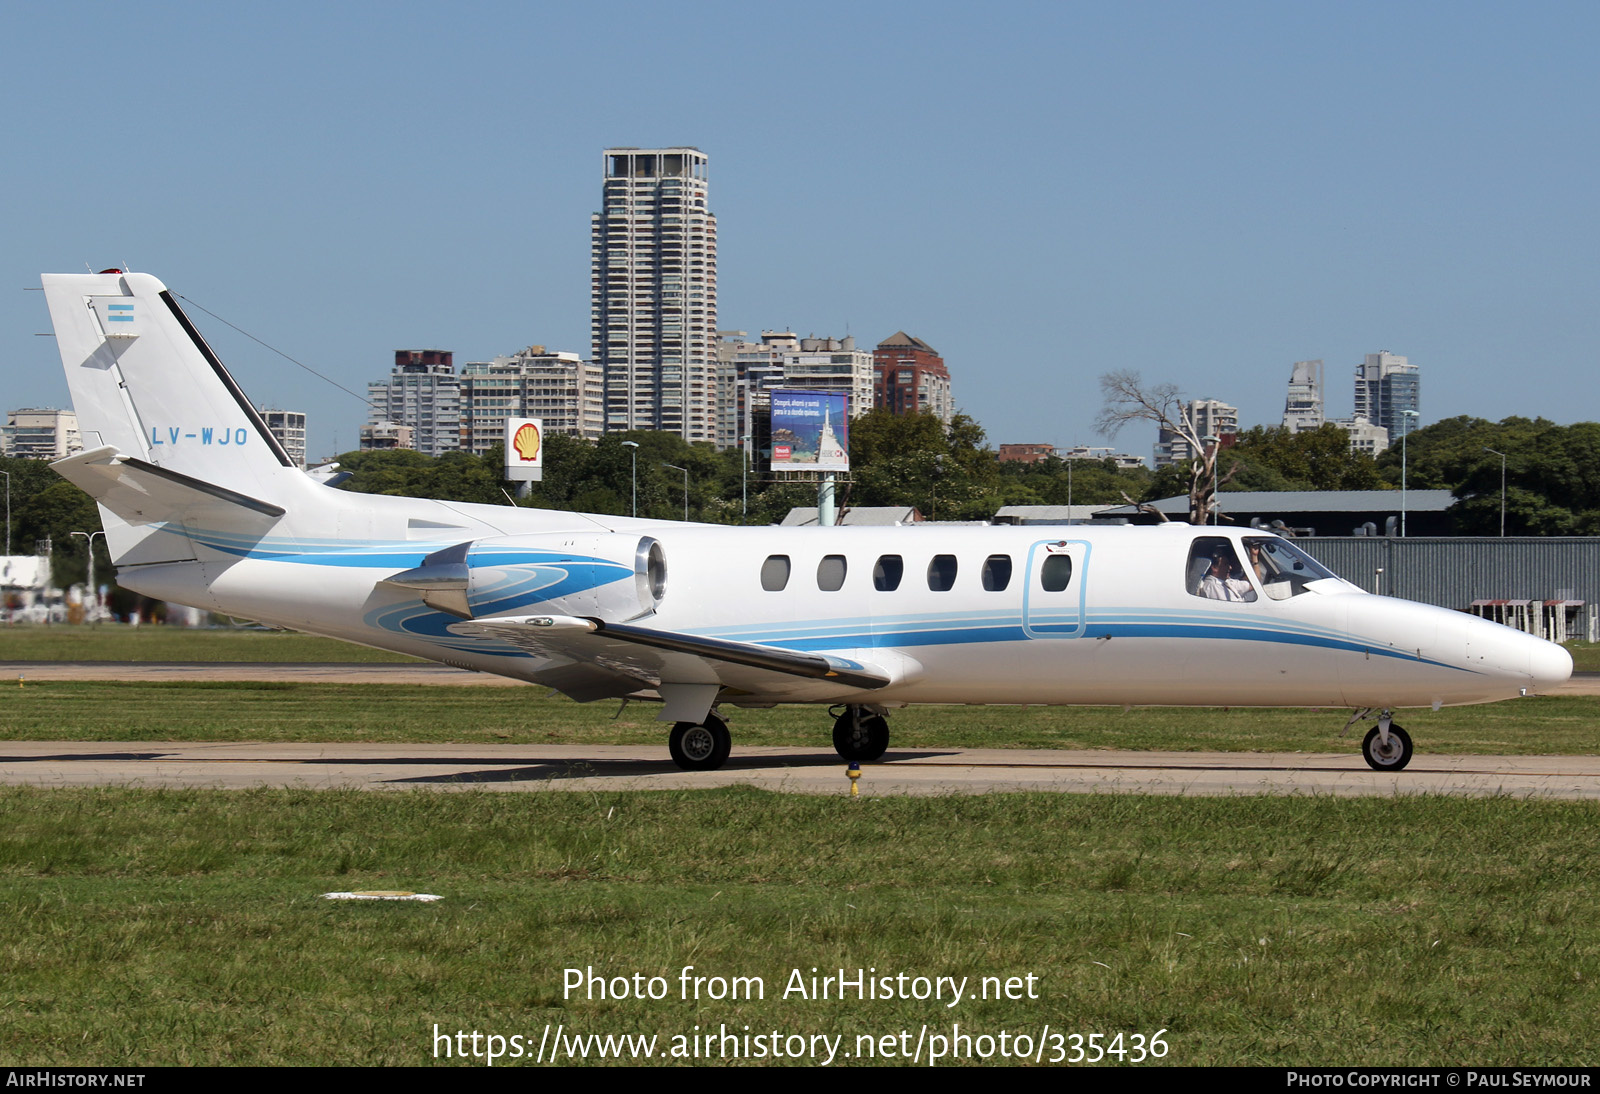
1065;454;1074;524
621;441;639;517
662;463;688;522
70;530;107;621
1483;446;1507;537
741;433;752;522
0;469;9;557
1400;410;1419;537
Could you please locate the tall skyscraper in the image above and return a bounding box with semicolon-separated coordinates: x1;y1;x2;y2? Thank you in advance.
1354;351;1420;438
592;147;718;441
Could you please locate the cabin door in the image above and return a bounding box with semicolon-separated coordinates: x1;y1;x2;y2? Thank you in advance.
1022;538;1089;639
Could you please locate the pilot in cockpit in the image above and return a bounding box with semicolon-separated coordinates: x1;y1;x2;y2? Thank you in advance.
1199;547;1257;602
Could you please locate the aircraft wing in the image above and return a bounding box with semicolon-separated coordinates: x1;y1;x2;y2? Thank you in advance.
449;614;901;703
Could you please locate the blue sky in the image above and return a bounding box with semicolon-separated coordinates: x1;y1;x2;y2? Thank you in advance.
4;1;1596;462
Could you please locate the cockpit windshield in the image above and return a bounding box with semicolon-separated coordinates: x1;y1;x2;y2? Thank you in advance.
1187;535;1347;603
1242;537;1342;600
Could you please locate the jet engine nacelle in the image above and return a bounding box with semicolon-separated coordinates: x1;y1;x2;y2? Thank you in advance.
383;533;666;622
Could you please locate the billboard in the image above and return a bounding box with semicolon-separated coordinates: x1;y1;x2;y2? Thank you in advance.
770;390;849;473
503;417;543;482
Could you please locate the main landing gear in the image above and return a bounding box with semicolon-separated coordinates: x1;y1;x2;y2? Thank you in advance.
1349;708;1414;771
663;706;892;771
832;705;890;762
668;713;731;771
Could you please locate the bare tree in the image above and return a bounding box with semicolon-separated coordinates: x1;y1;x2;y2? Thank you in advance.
1095;370;1235;525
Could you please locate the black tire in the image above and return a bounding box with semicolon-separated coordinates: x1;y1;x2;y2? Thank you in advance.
833;709;890;762
1362;724;1413;771
669;714;731;771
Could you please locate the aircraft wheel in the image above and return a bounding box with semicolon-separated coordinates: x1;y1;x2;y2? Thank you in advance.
1361;724;1413;771
833;709;890;762
669;714;731;771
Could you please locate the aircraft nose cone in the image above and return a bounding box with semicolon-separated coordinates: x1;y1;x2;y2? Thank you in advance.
1529;640;1574;693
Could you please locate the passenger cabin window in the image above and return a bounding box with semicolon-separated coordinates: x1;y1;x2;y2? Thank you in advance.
1186;537;1257;603
981;555;1013;591
873;555;904;591
760;555;791;592
1039;553;1072;592
927;554;958;592
817;555;847;591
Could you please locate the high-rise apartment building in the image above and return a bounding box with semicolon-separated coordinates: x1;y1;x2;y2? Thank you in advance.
1;408;81;460
592;147;718;441
360;422;415;451
259;409;307;469
459;347;605;454
784;335;875;416
873;332;953;424
1154;398;1238;467
1282;359;1325;433
716;331;793;452
1354;351;1420;438
714;331;874;451
367;350;461;457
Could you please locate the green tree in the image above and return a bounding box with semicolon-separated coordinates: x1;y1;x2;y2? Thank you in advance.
1376;416;1600;535
1224;424;1382;491
846;410;1002;520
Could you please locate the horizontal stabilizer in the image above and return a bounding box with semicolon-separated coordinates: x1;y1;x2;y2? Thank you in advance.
52;445;286;530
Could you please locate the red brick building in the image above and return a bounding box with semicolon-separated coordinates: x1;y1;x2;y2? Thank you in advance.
998;443;1058;464
873;332;953;423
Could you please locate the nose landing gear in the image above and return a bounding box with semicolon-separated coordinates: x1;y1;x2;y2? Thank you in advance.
1359;710;1413;771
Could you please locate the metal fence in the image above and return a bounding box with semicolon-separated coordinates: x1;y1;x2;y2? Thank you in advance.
1301;537;1600;640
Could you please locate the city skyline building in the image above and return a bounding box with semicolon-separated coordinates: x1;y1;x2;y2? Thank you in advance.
360;421;415;451
1283;359;1325;433
783;335;874;421
259;409;307;469
1354;351;1420;438
1;408;80;460
459;346;604;454
1329;415;1390;456
714;331;874;452
367;350;461;458
715;330;792;452
873;331;953;424
592;147;718;442
1154;398;1238;468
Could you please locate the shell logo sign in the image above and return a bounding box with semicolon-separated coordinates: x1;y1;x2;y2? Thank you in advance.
503;417;544;482
512;421;542;462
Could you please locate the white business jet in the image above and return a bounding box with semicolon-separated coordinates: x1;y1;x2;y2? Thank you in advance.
40;271;1572;772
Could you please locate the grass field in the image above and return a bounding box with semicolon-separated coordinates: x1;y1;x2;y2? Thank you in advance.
1;679;1596;756
3;624;1598;1067
0;624;420;663
2;786;1597;1066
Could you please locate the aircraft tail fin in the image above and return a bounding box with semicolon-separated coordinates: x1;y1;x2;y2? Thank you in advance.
41;271;321;563
41;271;305;506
